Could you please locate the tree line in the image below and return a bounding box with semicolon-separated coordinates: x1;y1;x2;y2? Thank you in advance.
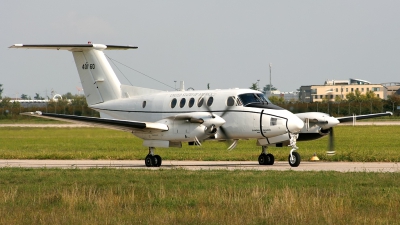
0;92;99;119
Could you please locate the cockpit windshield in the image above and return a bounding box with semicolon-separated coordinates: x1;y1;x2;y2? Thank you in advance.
238;93;271;106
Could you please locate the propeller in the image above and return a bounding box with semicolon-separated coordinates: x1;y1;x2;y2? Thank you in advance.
202;98;234;147
327;102;336;155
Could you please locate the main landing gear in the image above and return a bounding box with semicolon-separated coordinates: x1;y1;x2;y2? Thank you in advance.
145;147;162;167
258;146;275;165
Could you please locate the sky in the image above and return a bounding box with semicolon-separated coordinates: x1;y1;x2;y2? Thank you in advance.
1;1;400;99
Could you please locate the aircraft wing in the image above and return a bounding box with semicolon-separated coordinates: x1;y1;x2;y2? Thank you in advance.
20;112;168;132
336;112;393;123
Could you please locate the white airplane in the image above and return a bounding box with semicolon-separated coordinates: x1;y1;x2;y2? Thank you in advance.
10;43;305;167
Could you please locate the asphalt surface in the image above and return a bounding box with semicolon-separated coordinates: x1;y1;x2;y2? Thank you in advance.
1;160;399;172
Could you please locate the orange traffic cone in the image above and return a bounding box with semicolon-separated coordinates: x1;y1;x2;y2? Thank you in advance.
310;153;320;161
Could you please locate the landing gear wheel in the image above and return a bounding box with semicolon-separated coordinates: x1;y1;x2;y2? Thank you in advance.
266;153;274;165
145;155;153;167
258;153;274;165
258;154;267;165
288;152;301;167
154;155;162;167
145;154;162;167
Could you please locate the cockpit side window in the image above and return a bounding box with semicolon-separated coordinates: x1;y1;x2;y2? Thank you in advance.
256;94;270;103
237;93;281;109
227;96;235;106
227;96;242;106
238;93;270;106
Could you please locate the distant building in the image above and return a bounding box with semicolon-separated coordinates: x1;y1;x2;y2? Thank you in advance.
9;99;50;108
381;82;400;96
266;90;300;102
299;78;387;103
2;94;70;108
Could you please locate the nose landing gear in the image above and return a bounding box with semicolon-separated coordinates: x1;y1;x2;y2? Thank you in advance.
288;133;300;167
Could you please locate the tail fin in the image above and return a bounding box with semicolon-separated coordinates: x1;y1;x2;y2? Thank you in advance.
9;44;137;105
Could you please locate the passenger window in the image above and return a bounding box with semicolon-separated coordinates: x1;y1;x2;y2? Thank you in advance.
188;98;195;108
207;96;214;107
142;101;146;108
197;97;204;107
180;98;186;108
171;98;177;108
227;96;235;106
270;117;277;126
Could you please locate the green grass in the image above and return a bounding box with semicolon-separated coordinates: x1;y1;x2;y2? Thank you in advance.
1;126;400;162
1;126;399;224
0;117;67;124
0;168;399;224
358;115;400;121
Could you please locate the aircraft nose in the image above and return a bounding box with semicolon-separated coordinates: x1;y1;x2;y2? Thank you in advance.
287;115;304;133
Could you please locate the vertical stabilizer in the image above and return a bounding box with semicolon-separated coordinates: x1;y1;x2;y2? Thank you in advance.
72;48;122;105
9;44;138;105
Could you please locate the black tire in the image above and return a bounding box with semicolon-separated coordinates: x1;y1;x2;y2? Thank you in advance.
288;152;301;167
266;153;275;165
145;155;153;167
258;154;269;165
154;155;162;167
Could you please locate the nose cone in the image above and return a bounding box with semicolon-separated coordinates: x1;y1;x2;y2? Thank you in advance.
202;114;226;128
329;117;340;126
287;115;304;133
321;117;340;129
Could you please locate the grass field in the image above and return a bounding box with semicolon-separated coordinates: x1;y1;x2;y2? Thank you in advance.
0;168;399;224
0;126;400;162
0;126;399;224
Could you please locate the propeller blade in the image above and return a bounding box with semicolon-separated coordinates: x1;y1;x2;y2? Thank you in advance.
219;126;236;150
202;99;212;114
219;106;231;118
219;126;231;140
327;127;336;155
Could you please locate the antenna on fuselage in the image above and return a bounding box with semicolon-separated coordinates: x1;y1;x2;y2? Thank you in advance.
269;63;272;96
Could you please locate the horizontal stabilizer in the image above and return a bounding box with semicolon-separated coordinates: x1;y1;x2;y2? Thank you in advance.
20;112;168;132
9;44;137;51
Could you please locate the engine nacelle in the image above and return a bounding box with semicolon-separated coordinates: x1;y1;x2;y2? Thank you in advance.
297;127;330;141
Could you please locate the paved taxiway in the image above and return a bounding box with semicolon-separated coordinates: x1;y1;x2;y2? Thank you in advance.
0;160;399;172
